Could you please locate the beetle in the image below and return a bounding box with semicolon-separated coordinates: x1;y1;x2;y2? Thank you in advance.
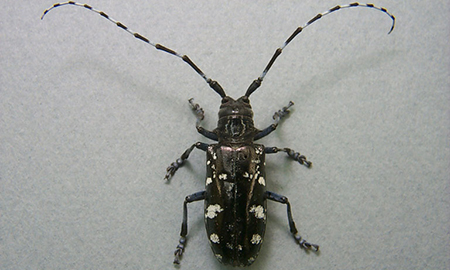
41;1;395;267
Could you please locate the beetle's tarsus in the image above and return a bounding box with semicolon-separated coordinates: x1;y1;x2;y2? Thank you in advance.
173;236;187;265
189;98;205;122
164;158;183;181
294;233;319;252
273;101;294;123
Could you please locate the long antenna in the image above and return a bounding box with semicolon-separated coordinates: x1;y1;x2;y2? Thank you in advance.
245;2;396;97
41;1;227;98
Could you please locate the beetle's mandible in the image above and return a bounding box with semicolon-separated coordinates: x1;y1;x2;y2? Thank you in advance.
41;2;395;267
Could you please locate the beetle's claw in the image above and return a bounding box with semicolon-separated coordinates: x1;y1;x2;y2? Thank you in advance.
301;158;312;168
188;98;205;121
302;242;319;252
164;167;176;181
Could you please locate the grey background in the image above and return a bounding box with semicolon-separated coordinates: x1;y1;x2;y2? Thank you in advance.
1;1;449;269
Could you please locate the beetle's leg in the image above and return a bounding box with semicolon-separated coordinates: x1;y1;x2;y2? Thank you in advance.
189;98;218;141
165;142;209;181
265;146;312;168
265;191;319;252
173;191;206;265
254;101;294;140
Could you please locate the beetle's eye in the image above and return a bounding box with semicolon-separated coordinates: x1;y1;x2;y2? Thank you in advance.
221;97;230;104
238;96;250;104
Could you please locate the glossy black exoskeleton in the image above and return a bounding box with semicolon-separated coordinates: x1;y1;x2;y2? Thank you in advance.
41;2;395;267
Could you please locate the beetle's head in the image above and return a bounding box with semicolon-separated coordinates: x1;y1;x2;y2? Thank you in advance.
214;96;259;144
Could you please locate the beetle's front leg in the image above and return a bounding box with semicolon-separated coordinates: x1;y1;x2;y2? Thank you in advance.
265;191;319;252
254;101;294;140
164;142;208;181
265;146;312;168
189;98;218;141
173;191;206;265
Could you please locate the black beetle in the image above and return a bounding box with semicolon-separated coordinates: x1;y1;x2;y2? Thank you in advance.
41;2;395;267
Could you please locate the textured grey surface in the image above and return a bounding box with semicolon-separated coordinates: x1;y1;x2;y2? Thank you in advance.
1;1;449;269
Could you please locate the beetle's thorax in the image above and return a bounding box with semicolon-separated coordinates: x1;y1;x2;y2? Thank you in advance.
214;96;258;144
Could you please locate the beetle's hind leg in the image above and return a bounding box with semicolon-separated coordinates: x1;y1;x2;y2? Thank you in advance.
265;191;319;252
173;191;206;265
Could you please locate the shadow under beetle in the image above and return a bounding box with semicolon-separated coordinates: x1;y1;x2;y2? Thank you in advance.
42;2;395;267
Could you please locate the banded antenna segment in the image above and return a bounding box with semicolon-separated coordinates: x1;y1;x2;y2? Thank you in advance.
41;1;227;98
245;2;396;97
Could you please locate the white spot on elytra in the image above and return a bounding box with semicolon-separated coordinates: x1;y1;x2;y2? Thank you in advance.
215;253;222;260
207;160;211;165
205;204;223;219
249;205;265;219
258;176;266;186
243;172;249;178
219;173;227;180
206;177;212;185
212;153;217;160
252;159;260;164
225;182;235;197
210;233;220;244
251;234;262;245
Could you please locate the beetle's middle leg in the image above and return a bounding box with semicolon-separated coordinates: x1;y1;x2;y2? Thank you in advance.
254;101;294;140
265;191;319;252
165;142;208;181
265;146;312;168
173;191;206;265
